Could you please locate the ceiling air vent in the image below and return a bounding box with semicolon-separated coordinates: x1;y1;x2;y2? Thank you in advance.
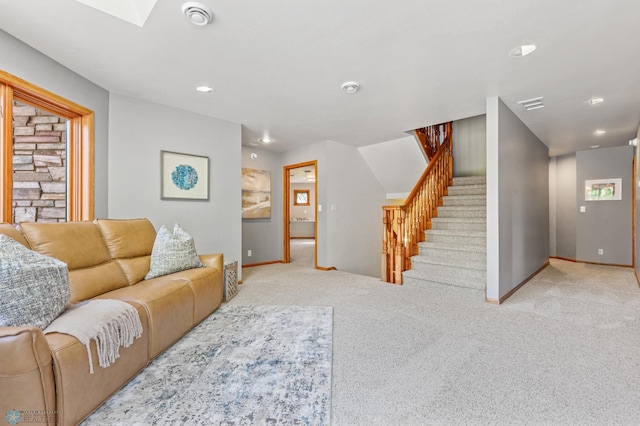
182;2;213;26
517;97;544;111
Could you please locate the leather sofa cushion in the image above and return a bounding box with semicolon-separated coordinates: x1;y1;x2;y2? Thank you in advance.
45;303;149;426
162;267;223;324
0;223;29;247
67;263;130;305
21;221;111;270
95;279;194;359
0;327;56;425
20;221;129;303
95;219;156;285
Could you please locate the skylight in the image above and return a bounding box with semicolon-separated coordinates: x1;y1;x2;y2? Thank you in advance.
73;0;158;27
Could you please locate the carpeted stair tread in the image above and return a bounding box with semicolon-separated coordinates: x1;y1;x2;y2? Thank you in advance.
452;176;486;185
402;174;487;295
411;255;486;270
418;241;486;253
403;269;485;291
425;229;485;237
430;218;486;231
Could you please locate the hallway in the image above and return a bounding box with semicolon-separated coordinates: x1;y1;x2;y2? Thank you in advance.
290;238;315;268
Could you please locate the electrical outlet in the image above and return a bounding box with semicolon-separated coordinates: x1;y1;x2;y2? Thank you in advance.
598;248;604;256
248;249;252;257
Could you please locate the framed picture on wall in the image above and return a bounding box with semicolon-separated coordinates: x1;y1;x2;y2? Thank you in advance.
161;150;209;200
242;168;271;218
585;178;622;201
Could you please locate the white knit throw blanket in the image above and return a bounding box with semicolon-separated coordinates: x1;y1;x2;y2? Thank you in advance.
45;299;143;374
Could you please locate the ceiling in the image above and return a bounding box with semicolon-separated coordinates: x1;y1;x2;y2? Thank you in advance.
1;0;638;156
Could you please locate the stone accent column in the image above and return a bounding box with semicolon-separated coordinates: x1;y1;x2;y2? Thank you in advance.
12;101;67;224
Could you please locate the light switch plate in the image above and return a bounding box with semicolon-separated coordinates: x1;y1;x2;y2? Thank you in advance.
580;206;586;213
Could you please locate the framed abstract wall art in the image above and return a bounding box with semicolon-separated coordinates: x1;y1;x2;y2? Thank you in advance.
242;168;271;218
584;178;622;201
161;150;209;200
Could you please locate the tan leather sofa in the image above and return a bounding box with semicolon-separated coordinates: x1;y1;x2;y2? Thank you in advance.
0;218;224;426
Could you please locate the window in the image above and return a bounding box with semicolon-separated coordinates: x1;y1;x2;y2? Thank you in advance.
294;189;310;206
0;69;94;223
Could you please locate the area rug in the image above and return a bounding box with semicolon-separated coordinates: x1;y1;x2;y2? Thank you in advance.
82;305;333;425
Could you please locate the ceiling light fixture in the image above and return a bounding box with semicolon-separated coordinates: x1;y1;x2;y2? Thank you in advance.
586;97;604;105
341;82;360;94
630;138;639;147
517;96;544;111
593;129;606;136
509;44;537;58
196;85;214;92
590;145;600;149
182;2;213;26
260;137;272;144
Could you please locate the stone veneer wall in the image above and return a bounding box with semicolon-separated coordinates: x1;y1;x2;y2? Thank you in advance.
12;101;67;224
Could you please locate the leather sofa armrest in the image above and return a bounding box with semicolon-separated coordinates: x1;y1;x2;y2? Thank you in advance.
0;327;57;424
199;253;224;272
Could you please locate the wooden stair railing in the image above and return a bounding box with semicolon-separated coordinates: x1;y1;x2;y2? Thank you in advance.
382;122;453;284
415;123;447;161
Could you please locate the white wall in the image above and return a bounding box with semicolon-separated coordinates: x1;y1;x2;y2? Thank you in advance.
108;94;242;268
487;97;549;301
452;115;486;177
358;136;426;198
291;183;315;220
0;30;110;218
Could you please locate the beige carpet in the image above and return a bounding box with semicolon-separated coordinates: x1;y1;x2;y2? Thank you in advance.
232;259;640;425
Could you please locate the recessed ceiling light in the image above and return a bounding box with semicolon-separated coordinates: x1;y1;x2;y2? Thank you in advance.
260;137;272;144
593;129;606;136
341;82;360;94
586;97;604;105
590;145;600;149
248;142;259;146
509;44;537;57
182;2;213;26
517;96;544;111
196;86;214;93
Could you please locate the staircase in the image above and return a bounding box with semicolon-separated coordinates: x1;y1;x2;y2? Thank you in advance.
402;176;486;293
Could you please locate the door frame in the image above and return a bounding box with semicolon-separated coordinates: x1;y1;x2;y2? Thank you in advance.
283;160;318;267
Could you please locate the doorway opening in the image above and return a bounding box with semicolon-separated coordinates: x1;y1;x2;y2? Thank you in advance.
283;160;317;268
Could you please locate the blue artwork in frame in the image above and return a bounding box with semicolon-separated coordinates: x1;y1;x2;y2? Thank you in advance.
161;150;209;200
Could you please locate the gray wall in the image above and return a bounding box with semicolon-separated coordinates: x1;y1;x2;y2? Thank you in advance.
241;146;283;265
452;114;487;177
324;141;387;277
282;142;330;268
576;146;633;265
0;30;110;218
486;97;549;301
636;126;640;279
549;153;577;259
107;94;242;270
282;140;386;277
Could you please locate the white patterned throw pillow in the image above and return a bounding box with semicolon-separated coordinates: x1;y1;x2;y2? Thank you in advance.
145;223;205;280
0;234;71;329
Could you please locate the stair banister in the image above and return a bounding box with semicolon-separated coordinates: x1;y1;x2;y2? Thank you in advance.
381;122;453;284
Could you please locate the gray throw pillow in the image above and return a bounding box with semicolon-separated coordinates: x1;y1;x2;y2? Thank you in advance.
0;234;71;329
145;223;205;280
